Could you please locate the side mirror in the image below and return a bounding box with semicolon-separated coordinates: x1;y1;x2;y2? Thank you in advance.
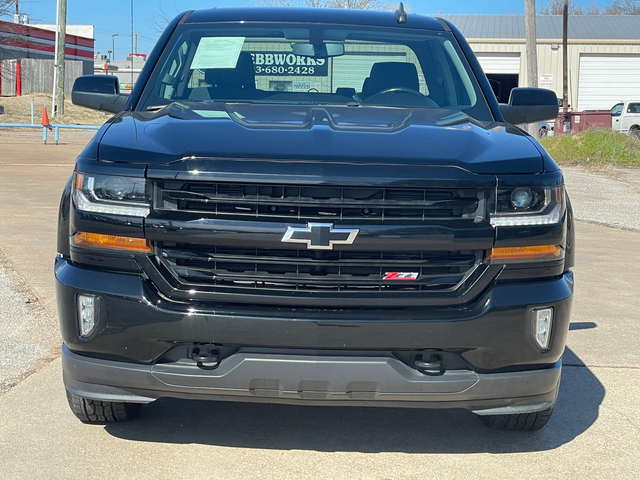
72;75;128;113
499;88;559;125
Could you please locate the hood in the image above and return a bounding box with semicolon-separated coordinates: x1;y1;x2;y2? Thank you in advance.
97;105;544;175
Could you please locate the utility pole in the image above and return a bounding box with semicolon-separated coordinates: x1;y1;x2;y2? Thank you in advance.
525;0;538;89
54;0;67;117
112;33;119;62
131;0;134;86
562;0;569;111
525;0;538;134
15;0;18;15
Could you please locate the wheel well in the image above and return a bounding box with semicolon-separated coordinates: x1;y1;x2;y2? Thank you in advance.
57;176;73;258
565;195;575;270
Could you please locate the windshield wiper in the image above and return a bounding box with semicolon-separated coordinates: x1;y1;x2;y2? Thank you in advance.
146;104;169;112
147;102;194;112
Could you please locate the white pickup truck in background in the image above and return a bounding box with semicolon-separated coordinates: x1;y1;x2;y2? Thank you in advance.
611;101;640;139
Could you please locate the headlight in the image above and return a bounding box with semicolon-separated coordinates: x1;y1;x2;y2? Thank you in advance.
490;185;564;227
73;172;150;217
510;187;535;209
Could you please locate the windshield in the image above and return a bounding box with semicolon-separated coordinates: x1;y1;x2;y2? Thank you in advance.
138;22;493;122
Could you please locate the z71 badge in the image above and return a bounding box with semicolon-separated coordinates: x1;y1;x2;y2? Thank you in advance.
383;272;419;280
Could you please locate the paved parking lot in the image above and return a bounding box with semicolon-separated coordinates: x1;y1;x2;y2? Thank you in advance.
0;131;638;479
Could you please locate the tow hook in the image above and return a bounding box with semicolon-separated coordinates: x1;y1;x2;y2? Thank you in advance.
414;354;445;376
190;346;220;370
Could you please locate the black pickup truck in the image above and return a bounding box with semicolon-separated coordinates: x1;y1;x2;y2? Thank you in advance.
56;6;574;430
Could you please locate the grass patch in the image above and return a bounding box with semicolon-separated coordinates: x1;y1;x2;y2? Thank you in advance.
540;128;640;167
0;93;108;127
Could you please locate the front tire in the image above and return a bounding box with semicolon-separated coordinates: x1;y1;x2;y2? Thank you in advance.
477;405;554;431
66;389;142;423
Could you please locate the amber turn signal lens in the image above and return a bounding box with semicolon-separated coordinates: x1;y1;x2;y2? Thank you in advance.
488;245;561;261
74;232;151;251
74;172;84;190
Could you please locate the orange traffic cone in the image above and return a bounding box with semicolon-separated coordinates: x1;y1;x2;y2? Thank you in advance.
42;105;51;128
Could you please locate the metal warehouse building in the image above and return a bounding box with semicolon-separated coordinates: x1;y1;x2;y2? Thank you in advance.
440;15;640;111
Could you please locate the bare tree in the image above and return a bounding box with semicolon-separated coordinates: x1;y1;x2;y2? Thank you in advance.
0;0;15;18
152;1;398;34
1;1;18;59
251;0;301;6
249;0;396;9
543;0;640;15
0;1;18;84
585;2;603;14
149;6;178;35
152;0;407;35
537;0;602;15
316;0;396;7
606;0;640;14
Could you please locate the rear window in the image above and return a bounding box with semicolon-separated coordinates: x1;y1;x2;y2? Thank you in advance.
138;22;493;122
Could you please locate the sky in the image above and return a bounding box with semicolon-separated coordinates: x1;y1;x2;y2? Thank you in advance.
7;0;613;60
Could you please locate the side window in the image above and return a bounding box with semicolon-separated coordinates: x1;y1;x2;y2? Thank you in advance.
629;103;640;114
157;40;189;100
612;103;623;117
442;40;476;108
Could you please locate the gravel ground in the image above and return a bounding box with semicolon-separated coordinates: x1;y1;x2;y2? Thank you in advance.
0;251;55;393
562;166;640;232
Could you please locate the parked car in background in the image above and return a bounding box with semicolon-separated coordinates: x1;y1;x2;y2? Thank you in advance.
516;121;553;138
539;121;554;138
611;101;640;139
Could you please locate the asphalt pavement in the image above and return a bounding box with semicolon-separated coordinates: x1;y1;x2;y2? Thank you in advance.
0;131;639;479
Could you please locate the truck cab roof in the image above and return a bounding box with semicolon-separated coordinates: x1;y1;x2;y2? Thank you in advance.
184;7;447;31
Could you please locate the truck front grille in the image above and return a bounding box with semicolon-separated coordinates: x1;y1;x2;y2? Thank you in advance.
155;181;483;222
157;244;483;295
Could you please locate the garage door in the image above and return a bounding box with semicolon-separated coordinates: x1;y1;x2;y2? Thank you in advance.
578;55;640;111
475;53;520;75
332;54;406;92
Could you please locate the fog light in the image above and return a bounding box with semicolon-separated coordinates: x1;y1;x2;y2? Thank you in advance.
534;308;553;349
78;295;98;337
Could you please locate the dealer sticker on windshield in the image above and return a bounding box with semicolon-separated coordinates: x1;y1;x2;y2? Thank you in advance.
190;37;245;70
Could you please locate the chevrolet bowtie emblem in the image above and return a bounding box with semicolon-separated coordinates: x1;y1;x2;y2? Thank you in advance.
281;223;360;250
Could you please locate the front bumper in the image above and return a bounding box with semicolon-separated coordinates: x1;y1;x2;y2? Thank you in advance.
57;253;573;412
62;345;561;414
56;256;574;371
